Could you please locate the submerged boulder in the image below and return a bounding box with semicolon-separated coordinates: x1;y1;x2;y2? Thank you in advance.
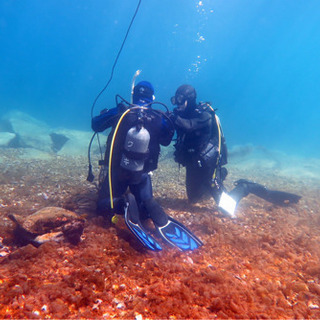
2;111;52;152
0;132;16;147
52;128;100;156
8;207;85;247
1;110;101;156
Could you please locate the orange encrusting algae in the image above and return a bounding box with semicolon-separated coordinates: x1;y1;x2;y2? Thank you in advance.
0;149;320;319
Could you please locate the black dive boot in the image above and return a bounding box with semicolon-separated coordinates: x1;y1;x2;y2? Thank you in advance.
233;179;301;205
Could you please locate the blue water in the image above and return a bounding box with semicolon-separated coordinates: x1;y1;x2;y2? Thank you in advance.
1;0;319;156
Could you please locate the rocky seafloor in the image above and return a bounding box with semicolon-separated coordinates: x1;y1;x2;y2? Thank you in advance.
1;148;320;319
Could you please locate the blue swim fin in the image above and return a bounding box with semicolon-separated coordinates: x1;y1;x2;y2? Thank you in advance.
156;217;203;251
124;202;162;251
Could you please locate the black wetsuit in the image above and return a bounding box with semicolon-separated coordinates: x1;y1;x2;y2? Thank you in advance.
171;103;227;203
92;104;174;225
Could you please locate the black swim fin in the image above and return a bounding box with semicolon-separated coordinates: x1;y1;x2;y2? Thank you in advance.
234;179;301;205
124;194;162;251
156;217;203;251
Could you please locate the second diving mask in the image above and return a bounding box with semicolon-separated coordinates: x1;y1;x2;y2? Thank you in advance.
171;94;187;106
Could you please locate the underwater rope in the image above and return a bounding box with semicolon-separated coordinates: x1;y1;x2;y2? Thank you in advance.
87;0;142;182
86;132;97;182
90;0;142;118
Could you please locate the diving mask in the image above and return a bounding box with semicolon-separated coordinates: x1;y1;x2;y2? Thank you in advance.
171;94;187;106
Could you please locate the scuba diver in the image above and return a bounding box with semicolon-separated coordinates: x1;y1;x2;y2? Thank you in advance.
170;84;301;217
91;81;203;251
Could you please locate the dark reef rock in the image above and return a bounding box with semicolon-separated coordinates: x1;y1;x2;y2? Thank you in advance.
8;207;85;247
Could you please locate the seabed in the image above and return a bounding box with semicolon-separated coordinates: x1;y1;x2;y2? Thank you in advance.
0;148;320;319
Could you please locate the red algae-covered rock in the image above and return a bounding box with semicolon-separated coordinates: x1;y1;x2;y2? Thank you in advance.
290;281;309;293
8;243;39;260
8;207;84;246
11;207;83;234
304;265;320;277
293;301;310;319
210;297;224;312
309;283;320;296
201;269;226;283
49;298;70;318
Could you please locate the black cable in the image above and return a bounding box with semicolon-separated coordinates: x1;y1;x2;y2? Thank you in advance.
90;0;142;119
87;0;142;182
87;132;97;182
96;132;103;159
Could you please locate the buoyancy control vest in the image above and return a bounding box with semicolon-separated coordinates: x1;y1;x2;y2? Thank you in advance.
198;102;228;166
173;102;228;167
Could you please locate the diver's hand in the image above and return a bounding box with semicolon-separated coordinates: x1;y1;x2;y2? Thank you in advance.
99;108;109;114
173;107;179;115
168;111;177;123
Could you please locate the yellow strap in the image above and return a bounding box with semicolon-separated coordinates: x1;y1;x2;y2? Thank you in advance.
212;114;222;182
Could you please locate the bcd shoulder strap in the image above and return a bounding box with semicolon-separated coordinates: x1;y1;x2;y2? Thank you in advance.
198;101;216;115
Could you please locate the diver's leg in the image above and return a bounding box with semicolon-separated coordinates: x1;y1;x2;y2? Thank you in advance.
213;179;300;218
143;197;168;226
130;173;168;225
124;192;162;251
186;164;209;203
215;166;228;183
129;173;202;250
228;182;250;203
125;193;140;223
233;179;301;205
140;174;203;250
142;196;203;251
130;173;153;205
96;168;128;216
211;177;250;217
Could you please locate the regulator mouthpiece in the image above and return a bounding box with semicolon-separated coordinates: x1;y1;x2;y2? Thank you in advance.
131;69;142;102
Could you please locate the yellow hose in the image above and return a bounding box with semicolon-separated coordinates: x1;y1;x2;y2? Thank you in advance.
212;114;222;182
108;106;148;209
